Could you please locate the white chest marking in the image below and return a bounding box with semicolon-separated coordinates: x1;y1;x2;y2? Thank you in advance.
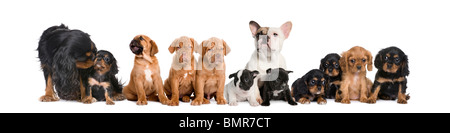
145;66;152;82
273;90;284;97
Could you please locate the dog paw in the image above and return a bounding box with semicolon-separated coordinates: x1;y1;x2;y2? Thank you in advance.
299;98;310;104
82;97;97;104
181;96;191;102
317;99;327;105
229;101;238;106
39;95;59;102
397;98;407;104
191;99;203;106
256;97;263;104
216;98;227;105
261;102;270;106
106;100;115;105
360;97;368;103
167;99;179;106
159;98;170;105
288;101;298;105
367;97;377;104
249;101;260;106
136;100;148;105
340;99;351;104
202;98;210;104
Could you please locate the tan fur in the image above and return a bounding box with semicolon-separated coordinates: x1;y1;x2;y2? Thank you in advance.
123;35;169;105
336;46;373;104
191;37;230;105
163;36;198;106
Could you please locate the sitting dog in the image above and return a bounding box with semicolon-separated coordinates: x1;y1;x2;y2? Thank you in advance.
291;69;328;104
336;46;373;104
163;36;199;106
319;53;342;99
260;68;297;106
37;24;97;101
368;46;409;104
84;50;124;105
122;35;169;105
191;37;231;105
224;69;260;106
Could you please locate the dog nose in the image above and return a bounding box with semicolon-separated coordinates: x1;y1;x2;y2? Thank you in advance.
387;64;392;69
357;66;362;70
328;68;333;73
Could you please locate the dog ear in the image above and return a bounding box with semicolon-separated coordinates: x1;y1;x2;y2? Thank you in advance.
319;57;326;71
266;68;272;74
374;53;383;70
251;70;259;79
110;57;119;75
339;52;348;72
149;39;159;56
249;21;261;37
223;39;231;56
401;55;409;76
229;71;238;79
365;50;373;71
168;39;179;54
190;38;199;53
280;21;293;39
286;70;293;74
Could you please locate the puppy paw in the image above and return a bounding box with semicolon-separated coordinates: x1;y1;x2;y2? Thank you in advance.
229;101;238;106
288;100;298;105
261;102;270;106
39;95;59;102
397;98;407;104
360;97;368;103
202;98;210;104
317;99;327;105
168;99;179;106
136;100;148;105
299;98;310;104
249;101;260;106
159;98;170;105
106;100;115;105
256;98;263;104
181;96;191;102
340;99;351;104
191;99;203;106
367;97;377;104
216;98;227;105
82;97;97;104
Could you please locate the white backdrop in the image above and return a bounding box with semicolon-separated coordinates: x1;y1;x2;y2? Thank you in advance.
0;0;449;113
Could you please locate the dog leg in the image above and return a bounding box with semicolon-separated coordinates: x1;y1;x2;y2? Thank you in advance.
39;74;59;102
154;76;169;105
105;87;114;105
359;78;369;103
215;77;227;105
260;86;271;106
227;90;238;106
368;81;381;104
397;84;407;104
191;77;205;106
82;85;96;104
135;82;148;105
339;81;351;104
284;89;297;105
168;79;180;106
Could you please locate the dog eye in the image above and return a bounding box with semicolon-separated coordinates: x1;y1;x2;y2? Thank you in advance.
384;56;389;61
104;57;110;62
362;59;366;62
310;80;316;85
335;63;339;68
324;64;328;67
273;33;278;37
244;79;249;82
395;58;400;63
350;59;355;63
321;81;326;85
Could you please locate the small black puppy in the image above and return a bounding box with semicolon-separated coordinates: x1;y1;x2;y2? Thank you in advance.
319;53;342;99
84;50;124;105
368;46;409;104
291;69;328;104
260;68;297;106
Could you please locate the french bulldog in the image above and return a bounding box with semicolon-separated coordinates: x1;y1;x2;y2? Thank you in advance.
260;68;297;106
224;69;260;106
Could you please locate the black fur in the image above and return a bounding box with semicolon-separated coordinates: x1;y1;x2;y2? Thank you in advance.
319;53;342;99
229;69;259;91
372;46;409;100
291;69;328;103
37;24;97;100
86;50;123;101
260;68;297;106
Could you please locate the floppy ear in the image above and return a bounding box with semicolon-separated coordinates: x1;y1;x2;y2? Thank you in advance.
286;70;293;74
223;39;231;56
149;39;159;56
280;21;293;39
401;55;409;76
190;38;199;53
251;70;259;79
374;53;383;70
229;71;238;79
168;39;179;54
339;52;348;72
319;57;326;71
249;21;261;37
365;50;373;71
266;68;272;74
110;58;119;75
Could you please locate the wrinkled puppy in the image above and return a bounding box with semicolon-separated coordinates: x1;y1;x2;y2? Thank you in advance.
163;36;199;106
291;69;328;105
122;35;169;105
224;69;260;106
191;37;231;105
260;68;297;106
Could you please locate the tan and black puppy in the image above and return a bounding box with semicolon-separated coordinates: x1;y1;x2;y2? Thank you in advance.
191;37;231;105
163;36;199;106
123;35;169;105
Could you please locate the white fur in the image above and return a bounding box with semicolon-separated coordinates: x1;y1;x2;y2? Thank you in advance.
144;65;152;82
224;70;260;106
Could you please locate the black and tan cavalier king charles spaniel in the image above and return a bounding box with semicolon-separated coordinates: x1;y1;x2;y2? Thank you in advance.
38;24;97;101
83;50;124;105
368;46;410;104
319;53;342;99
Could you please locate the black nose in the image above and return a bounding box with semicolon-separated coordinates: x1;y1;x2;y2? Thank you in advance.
387;64;392;69
357;66;362;70
318;86;322;91
328;68;333;73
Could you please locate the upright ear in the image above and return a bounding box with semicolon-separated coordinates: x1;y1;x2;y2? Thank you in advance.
168;38;179;54
401;55;409;76
251;70;260;79
229;71;238;79
374;53;383;70
339;52;348;72
365;50;373;71
223;39;231;56
319;57;326;71
190;38;199;53
280;21;293;39
286;70;293;74
149;39;159;56
249;21;261;37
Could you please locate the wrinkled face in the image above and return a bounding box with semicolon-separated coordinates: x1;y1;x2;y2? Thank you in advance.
321;54;341;77
266;68;293;90
201;38;230;68
229;69;259;91
129;35;158;56
94;51;114;75
169;37;196;67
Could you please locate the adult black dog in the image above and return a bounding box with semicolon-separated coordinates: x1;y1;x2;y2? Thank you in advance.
38;24;97;101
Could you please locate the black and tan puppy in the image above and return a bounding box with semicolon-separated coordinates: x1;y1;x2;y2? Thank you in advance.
37;24;97;101
319;53;341;99
84;50;124;105
368;46;409;104
260;68;297;106
291;69;328;104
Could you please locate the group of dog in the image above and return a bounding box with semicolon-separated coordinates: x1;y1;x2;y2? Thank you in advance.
37;21;409;106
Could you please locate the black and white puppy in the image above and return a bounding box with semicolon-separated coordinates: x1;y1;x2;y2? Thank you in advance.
291;69;328;104
260;68;297;106
224;69;260;106
319;53;342;99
